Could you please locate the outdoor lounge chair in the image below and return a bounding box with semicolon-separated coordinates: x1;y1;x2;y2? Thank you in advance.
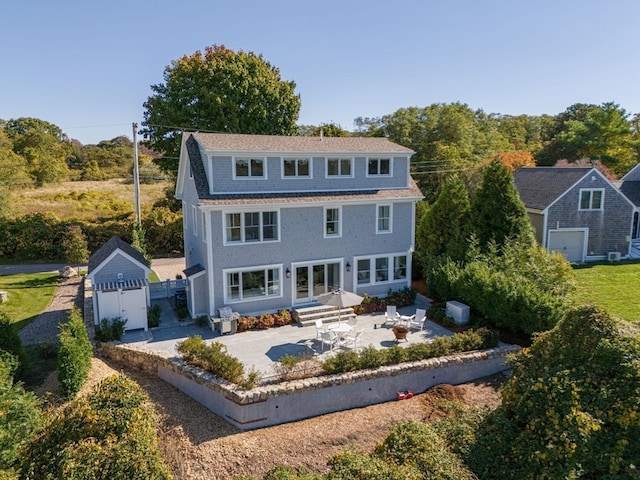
409;308;427;331
381;305;398;327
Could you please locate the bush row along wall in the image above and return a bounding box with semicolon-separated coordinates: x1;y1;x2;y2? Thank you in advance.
96;340;520;430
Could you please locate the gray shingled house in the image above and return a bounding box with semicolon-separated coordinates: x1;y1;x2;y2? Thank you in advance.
619;162;640;256
513;167;636;262
175;132;423;319
87;236;151;331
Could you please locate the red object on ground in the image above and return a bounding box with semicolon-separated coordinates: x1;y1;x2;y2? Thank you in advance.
397;392;406;400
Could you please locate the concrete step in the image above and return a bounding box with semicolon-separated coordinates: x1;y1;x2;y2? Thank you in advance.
293;305;356;327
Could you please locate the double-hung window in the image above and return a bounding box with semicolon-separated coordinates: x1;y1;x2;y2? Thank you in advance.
377;204;392;233
327;157;352;177
579;189;604;211
225;210;279;244
325;207;341;237
234;157;265;178
283;157;311;178
367;158;391;176
225;266;281;302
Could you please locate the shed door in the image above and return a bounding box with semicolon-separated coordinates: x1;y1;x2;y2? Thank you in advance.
97;288;148;331
548;230;585;262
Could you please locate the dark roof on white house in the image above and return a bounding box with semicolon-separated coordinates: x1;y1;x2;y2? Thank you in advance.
183;263;205;277
88;236;149;273
184;133;423;206
513;167;593;211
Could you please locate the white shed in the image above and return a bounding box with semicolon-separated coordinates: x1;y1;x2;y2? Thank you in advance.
87;236;151;331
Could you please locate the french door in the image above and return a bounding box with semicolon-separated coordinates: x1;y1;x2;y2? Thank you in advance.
294;261;340;303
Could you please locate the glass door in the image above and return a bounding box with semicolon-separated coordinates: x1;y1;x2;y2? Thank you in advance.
294;261;341;303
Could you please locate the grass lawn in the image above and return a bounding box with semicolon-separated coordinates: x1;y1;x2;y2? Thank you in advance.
572;261;640;323
0;273;59;330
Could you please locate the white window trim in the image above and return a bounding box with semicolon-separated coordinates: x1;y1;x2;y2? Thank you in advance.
354;253;407;286
281;157;312;179
201;210;207;242
366;157;393;177
376;204;393;234
325;157;354;178
191;205;198;236
222;264;283;304
324;206;342;238
578;188;604;211
233;156;267;179
223;209;281;245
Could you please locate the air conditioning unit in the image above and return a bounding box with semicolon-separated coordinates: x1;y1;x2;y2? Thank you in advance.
608;251;621;262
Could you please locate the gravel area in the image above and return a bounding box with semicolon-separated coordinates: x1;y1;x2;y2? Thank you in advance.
18;276;84;346
32;276;505;479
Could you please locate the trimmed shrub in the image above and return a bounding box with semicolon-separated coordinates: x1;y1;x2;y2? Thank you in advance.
147;303;161;328
20;374;171;479
94;316;127;342
177;335;258;387
373;421;475;479
0;313;27;381
327;449;420;480
262;465;323;479
57;307;93;398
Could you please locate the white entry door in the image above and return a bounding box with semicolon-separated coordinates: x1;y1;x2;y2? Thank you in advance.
548;230;586;262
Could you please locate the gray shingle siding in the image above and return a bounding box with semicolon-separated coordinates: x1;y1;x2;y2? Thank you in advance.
91;253;147;285
546;175;634;256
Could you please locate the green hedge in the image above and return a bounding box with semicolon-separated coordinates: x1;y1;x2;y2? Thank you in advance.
20;374;171;479
57;307;93;398
0;313;28;381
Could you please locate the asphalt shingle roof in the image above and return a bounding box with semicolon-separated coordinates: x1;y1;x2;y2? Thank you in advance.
620;181;640;207
190;132;415;154
185;133;423;206
88;236;149;273
513;167;593;210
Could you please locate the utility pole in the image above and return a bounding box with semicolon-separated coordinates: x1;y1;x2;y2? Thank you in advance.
132;122;141;224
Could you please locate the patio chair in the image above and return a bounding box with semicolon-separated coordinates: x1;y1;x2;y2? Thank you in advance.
345;328;364;351
347;316;358;328
315;319;325;339
381;305;398;328
319;330;339;352
409;308;427;331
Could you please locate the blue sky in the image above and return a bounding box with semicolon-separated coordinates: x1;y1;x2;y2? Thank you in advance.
1;0;638;145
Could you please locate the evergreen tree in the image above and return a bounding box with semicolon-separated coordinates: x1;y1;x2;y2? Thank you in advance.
132;223;152;266
469;159;534;251
62;224;89;273
417;175;470;262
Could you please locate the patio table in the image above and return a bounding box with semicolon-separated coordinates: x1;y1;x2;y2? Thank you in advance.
327;323;353;346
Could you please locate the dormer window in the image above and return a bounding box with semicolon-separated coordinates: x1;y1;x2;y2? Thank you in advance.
367;158;391;176
283;157;311;178
234;157;265;178
327;158;352;177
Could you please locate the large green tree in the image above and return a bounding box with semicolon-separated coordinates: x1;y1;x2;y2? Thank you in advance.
3;117;71;186
416;175;470;263
469;158;534;251
141;44;301;172
377;103;511;202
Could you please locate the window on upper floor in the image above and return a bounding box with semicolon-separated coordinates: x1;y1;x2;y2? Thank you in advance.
367;158;391;176
225;210;279;244
579;189;604;211
283;157;311;178
377;204;392;233
234;157;265;178
191;205;198;236
225;265;282;303
327;157;352;177
325;207;341;237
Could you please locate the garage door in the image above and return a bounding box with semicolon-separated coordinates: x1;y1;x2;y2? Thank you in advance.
97;288;148;331
548;230;586;262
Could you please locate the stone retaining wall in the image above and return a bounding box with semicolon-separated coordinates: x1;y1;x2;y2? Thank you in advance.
96;340;520;430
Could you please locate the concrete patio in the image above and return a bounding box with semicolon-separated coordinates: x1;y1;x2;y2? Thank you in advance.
120;294;454;380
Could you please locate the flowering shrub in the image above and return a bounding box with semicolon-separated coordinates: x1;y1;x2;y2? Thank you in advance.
237;310;291;332
353;288;416;314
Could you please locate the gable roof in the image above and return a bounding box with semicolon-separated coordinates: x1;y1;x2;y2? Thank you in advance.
621;162;640;182
189;132;415;155
513;167;594;210
620;181;640;207
182;133;423;206
88;236;149;273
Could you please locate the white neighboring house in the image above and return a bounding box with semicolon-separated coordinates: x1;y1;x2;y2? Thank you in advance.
87;236;151;331
175;132;423;318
